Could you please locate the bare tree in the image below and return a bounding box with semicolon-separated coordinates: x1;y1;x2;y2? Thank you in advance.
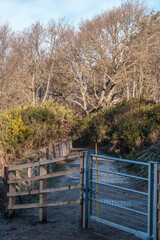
0;1;159;112
56;0;148;114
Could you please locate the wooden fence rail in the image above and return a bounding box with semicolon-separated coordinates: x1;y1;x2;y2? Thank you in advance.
8;153;80;171
4;152;84;226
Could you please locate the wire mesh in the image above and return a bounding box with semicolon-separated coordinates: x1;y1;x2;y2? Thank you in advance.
89;156;149;234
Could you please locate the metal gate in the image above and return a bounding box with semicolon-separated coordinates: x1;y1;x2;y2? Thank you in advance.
82;152;158;240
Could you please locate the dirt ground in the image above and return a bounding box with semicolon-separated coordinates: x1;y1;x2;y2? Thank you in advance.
0;205;140;240
0;212;139;240
0;194;141;239
0;150;141;240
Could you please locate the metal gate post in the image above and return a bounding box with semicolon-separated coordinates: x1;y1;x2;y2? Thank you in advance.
148;162;154;239
89;157;93;217
148;162;159;240
83;151;90;228
153;163;158;240
156;163;160;240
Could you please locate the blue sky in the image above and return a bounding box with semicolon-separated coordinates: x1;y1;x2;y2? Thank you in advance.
0;0;160;31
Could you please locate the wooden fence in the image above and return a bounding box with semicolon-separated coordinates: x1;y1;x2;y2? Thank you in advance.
4;152;85;227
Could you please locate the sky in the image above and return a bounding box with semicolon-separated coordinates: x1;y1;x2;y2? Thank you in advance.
0;0;160;31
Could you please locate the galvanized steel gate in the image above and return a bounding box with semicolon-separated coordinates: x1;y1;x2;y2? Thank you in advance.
82;152;158;240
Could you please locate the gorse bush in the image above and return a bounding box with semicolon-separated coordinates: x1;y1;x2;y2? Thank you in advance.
6;114;33;147
1;98;160;167
76;99;160;156
73;113;106;147
0;101;74;163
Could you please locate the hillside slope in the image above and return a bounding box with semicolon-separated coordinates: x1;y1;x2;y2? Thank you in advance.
128;140;160;163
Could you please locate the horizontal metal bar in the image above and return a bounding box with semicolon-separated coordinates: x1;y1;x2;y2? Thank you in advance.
89;216;149;240
98;203;148;222
90;154;149;166
91;180;148;196
90;197;148;216
91;167;148;181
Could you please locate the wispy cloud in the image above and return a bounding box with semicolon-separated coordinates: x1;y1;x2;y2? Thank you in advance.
0;0;159;31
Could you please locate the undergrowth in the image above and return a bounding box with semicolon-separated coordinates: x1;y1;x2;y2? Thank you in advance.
0;100;74;168
75;98;160;159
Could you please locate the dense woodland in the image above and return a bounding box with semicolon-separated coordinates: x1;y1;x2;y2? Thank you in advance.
0;0;160;169
0;0;159;113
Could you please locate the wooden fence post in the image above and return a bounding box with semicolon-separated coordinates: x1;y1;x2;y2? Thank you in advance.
46;147;49;160
4;167;9;215
58;143;62;157
39;157;47;222
28;167;32;193
79;152;84;229
52;144;56;158
8;170;16;217
46;147;50;174
51;144;56;172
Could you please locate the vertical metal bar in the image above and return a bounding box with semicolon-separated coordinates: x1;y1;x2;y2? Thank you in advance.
157;164;160;240
153;163;158;240
89;157;93;217
148;162;153;238
95;143;99;218
83;151;89;228
79;152;84;229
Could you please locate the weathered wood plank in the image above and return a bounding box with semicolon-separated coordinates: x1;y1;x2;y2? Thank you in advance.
41;184;81;194
158;222;160;229
8;203;39;209
7;189;39;197
8;199;80;210
8;161;40;171
8;168;81;184
8;153;81;171
7;183;81;197
41;199;80;207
